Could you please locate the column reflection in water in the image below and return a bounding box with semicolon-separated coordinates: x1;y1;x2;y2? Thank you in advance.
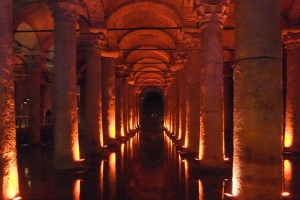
283;159;292;196
109;153;116;198
73;179;80;200
100;160;104;199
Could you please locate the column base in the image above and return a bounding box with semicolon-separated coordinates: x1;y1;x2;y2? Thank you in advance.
283;147;300;156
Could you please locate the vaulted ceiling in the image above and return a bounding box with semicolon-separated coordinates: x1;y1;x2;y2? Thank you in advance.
12;0;300;92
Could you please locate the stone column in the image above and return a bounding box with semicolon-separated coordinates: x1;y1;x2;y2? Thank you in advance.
123;80;129;133
223;61;234;160
172;51;187;142
25;54;42;145
195;0;228;169
50;1;83;170
102;56;117;144
183;29;201;155
84;31;107;153
128;85;134;131
233;0;282;199
0;0;19;198
179;67;187;146
115;66;126;137
135;91;141;128
283;32;300;154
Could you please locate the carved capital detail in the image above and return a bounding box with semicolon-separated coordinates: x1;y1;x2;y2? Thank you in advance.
170;51;187;71
194;1;230;25
50;1;83;22
283;32;300;49
183;32;201;50
88;32;108;53
115;64;129;78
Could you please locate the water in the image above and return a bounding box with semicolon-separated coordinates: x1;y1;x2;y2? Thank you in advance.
16;126;300;200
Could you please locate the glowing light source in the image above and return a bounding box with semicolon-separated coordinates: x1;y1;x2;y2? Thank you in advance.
3;162;19;199
199;116;204;160
73;139;80;161
282;192;290;196
284;120;293;147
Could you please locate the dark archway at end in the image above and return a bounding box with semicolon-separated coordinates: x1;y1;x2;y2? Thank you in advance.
140;89;164;128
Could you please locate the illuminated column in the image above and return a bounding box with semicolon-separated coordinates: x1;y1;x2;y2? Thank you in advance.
233;0;282;199
102;55;118;143
223;61;234;160
0;0;19;198
179;68;187;146
115;66;126;137
173;51;187;141
132;92;137;129
85;31;107;153
25;54;42;145
164;92;169;129
183;29;201;155
283;32;300;154
195;1;228;168
128;85;134;130
50;1;83;170
123;81;129;133
135;91;141;128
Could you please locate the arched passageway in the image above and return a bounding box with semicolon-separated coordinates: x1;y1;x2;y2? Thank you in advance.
140;89;164;128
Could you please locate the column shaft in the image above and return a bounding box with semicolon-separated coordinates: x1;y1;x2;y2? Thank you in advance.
283;34;300;153
233;0;282;198
198;2;225;168
84;32;105;153
115;76;125;137
51;2;82;169
184;30;201;155
102;57;116;143
0;0;19;198
27;55;41;145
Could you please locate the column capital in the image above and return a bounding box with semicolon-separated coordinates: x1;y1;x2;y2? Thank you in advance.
170;51;187;71
283;31;300;49
88;31;108;53
194;0;230;26
183;29;201;50
116;64;129;78
49;1;83;22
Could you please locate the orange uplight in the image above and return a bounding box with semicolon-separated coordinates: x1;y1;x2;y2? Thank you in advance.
232;137;241;196
3;162;19;199
284;112;294;147
99;127;104;147
109;118;116;139
282;192;290;196
199;116;204;160
284;126;293;147
73;139;80;161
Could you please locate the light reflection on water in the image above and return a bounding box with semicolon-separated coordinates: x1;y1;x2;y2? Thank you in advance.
15;127;300;200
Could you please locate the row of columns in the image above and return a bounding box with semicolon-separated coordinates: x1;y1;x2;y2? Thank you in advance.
164;0;284;199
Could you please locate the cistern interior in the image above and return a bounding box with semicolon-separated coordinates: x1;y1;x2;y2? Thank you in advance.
1;0;300;199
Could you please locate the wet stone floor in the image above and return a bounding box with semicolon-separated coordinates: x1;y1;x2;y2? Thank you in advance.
16;126;300;200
